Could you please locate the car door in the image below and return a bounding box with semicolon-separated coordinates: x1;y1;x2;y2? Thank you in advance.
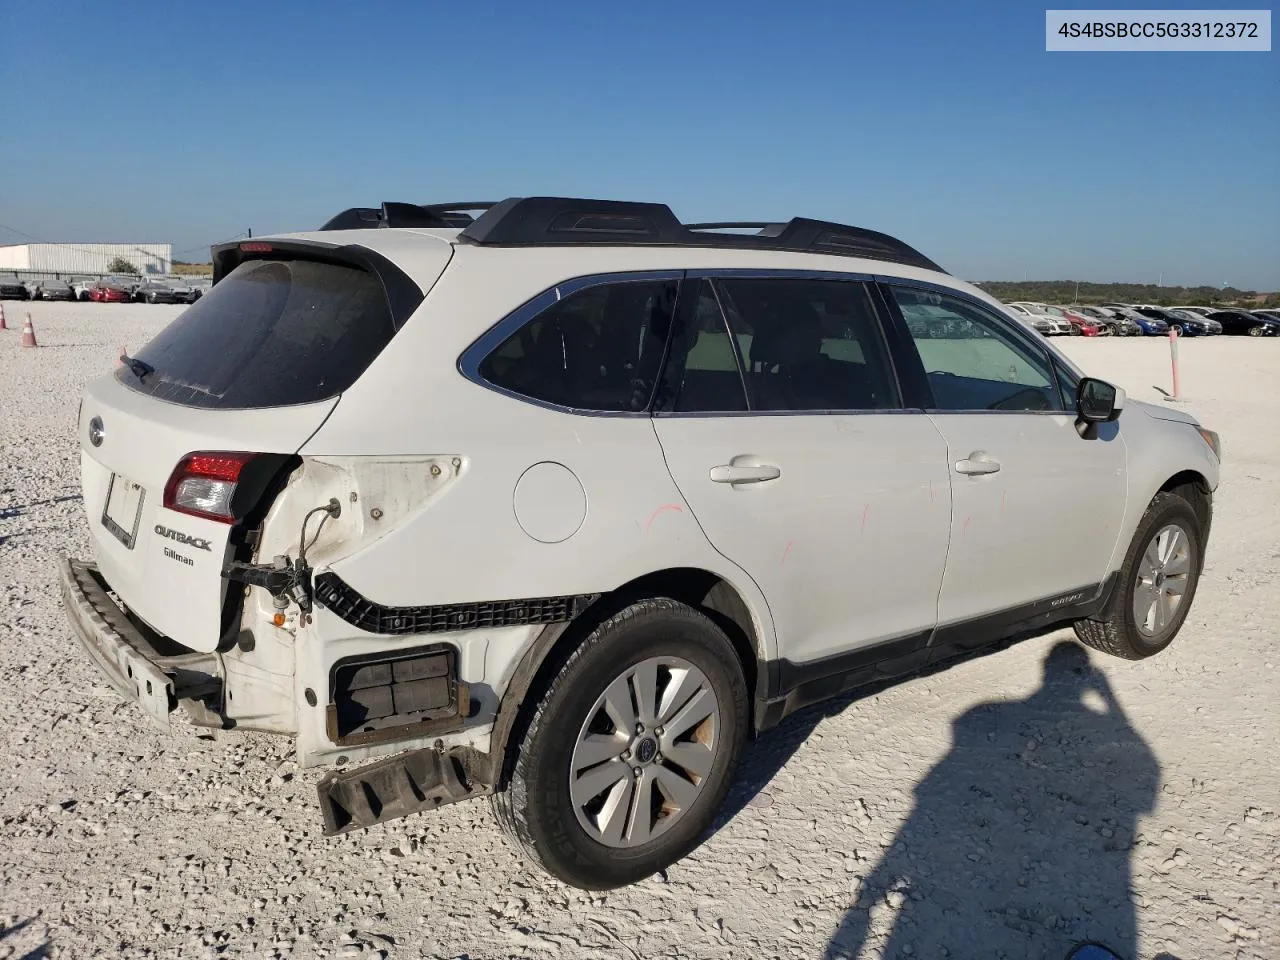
651;274;954;682
881;283;1127;652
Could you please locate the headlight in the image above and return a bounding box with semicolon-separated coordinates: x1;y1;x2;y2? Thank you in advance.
1194;426;1221;461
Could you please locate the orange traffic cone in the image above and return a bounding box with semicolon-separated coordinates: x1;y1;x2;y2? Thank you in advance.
0;302;7;330
21;313;38;348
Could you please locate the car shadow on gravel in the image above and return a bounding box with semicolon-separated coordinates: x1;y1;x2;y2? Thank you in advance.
0;917;50;960
812;640;1159;960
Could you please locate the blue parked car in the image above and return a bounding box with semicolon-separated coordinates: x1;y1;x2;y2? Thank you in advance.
1106;305;1168;335
1137;306;1210;336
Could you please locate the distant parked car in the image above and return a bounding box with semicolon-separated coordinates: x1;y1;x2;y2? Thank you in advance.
1137;306;1211;336
1024;303;1085;336
33;279;76;301
1070;305;1141;337
1250;308;1280;323
133;279;184;304
1109;306;1168;335
188;279;211;300
1007;301;1072;335
69;277;98;301
0;273;31;299
89;280;133;303
1166;309;1222;335
1170;306;1218;317
1207;310;1280;337
161;277;198;303
1052;306;1107;336
1002;303;1054;336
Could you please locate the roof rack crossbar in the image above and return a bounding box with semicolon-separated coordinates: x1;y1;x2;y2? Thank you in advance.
319;201;499;232
456;197;945;273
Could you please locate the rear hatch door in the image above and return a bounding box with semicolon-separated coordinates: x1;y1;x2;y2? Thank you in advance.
79;238;449;652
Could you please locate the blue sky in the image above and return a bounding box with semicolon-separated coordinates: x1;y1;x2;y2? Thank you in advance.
2;1;1276;288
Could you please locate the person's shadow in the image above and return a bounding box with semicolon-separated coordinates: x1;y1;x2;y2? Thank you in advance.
816;640;1160;960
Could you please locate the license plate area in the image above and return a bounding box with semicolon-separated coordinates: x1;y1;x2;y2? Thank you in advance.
102;473;145;549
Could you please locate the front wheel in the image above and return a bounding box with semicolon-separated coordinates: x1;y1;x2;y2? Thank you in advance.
1248;325;1265;337
492;598;749;889
1074;491;1204;660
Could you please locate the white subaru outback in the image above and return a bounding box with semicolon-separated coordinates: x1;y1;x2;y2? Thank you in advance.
61;197;1220;889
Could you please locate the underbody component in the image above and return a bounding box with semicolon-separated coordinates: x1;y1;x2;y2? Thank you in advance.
327;644;472;746
316;745;489;835
313;571;599;636
59;559;222;728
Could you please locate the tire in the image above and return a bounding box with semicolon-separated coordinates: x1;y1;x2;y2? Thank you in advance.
1074;491;1204;660
1248;325;1264;337
492;597;749;889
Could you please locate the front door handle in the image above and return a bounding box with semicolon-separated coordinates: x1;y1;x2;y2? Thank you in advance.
710;463;781;484
955;452;1001;476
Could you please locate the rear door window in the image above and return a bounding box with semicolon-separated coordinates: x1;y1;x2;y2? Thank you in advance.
119;259;399;409
478;278;678;412
713;277;899;411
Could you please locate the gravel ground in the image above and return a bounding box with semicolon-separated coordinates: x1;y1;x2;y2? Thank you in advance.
1;302;1277;960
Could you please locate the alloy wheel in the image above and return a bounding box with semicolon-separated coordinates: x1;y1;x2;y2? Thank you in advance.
569;656;720;848
1133;523;1191;636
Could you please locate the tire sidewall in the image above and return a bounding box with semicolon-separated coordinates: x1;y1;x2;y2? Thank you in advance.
1117;496;1202;656
518;605;748;888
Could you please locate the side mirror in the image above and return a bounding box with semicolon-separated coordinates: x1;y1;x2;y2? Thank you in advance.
1077;377;1124;423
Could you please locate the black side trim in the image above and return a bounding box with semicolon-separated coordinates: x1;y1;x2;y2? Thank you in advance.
455;196;946;273
761;630;932;727
313;572;600;636
756;577;1117;731
927;577;1115;666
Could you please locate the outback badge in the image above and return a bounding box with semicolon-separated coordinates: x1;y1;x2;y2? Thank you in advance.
154;524;213;552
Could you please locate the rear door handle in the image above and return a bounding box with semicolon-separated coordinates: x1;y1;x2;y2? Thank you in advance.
955;452;1001;476
710;463;781;484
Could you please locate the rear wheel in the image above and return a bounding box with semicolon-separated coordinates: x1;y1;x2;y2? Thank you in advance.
492;598;748;889
1074;491;1203;660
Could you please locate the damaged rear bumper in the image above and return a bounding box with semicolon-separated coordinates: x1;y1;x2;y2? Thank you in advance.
58;558;222;730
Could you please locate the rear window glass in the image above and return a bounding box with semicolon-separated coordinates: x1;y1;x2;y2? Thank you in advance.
118;259;395;409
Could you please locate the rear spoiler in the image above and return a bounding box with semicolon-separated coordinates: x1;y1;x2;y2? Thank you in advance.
208;239;426;331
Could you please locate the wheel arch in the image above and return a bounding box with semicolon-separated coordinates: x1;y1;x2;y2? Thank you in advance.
485;566;771;790
1159;469;1212;559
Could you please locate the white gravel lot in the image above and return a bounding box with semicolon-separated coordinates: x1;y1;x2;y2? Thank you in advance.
1;302;1277;960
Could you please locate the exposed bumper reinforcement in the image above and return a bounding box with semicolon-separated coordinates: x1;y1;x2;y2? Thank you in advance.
317;746;489;835
58;558;221;731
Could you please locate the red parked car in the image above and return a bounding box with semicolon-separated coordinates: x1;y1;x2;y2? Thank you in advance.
89;280;133;303
1056;306;1106;337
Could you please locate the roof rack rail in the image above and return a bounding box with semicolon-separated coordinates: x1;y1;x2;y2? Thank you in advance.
319;201;498;232
684;221;780;232
454;197;945;273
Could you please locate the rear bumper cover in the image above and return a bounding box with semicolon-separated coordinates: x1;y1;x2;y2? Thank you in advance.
58;558;221;730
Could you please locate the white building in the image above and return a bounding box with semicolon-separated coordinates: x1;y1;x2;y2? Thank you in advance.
0;242;174;276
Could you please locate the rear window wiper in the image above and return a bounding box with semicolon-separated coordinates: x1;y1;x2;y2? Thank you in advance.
119;352;155;381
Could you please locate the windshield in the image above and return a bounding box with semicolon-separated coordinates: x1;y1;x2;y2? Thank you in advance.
117;258;398;409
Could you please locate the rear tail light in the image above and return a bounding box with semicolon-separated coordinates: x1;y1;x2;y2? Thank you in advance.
164;452;258;523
